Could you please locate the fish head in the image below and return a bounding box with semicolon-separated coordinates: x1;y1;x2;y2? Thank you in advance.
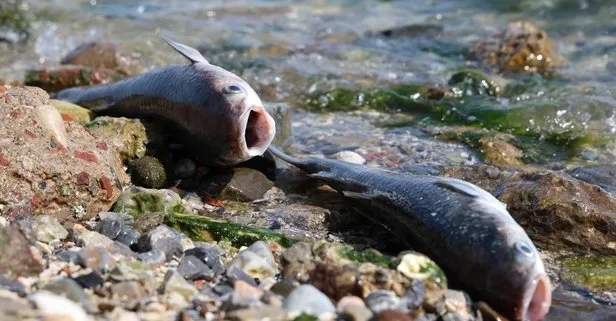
482;224;552;321
199;64;276;166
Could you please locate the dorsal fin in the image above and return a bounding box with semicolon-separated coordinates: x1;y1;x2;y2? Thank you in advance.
162;37;209;64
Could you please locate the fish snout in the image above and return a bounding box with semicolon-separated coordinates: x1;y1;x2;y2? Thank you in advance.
241;105;276;158
524;275;552;321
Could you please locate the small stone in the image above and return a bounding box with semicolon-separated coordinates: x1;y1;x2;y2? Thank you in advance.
401;280;425;310
137;248;166;268
228;241;278;281
132;212;165;234
331;151;366;165
374;310;413;321
270;279;297;297
444;290;470;314
32;215;68;243
0;226;43;277
77;231;114;249
78;246;116;271
184;244;225;276
283;284;335;316
337;296;366;310
136;225;193;261
0;277;26;296
281;242;314;282
178;255;214;281
111;281;145;309
212;284;234;296
163;270;198;300
365;291;401;314
72;270;105;289
99;212;134;225
95;217;125;240
30;291;89;321
43;278;93;312
129;156;167;189
56;250;81;264
209;168;274;202
230;280;264;309
227;306;287;321
173;158;196;179
108;309;140;321
225;267;258;287
115;227;140;248
342;305;374;321
109;241;137;259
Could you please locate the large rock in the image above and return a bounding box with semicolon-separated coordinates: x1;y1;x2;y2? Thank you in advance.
24;65;124;93
470;20;562;74
443;166;616;254
0;86;128;220
0;225;44;277
61;41;140;76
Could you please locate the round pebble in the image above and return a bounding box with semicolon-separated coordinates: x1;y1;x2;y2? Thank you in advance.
283;284;335;316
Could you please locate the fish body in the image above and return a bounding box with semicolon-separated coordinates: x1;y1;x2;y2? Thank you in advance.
268;146;552;321
55;38;275;166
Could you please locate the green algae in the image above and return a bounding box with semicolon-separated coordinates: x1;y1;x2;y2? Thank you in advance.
292;313;318;321
338;246;396;268
561;255;616;292
448;69;500;97
113;192;166;219
164;212;295;248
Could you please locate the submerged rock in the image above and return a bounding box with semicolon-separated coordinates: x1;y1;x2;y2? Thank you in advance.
61;41;140;76
470;20;562;74
0;86;128;220
24;65;124;93
567;165;616;195
560;255;616;293
444;166;616;254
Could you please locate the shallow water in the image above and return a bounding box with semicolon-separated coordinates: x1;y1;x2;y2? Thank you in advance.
2;0;616;318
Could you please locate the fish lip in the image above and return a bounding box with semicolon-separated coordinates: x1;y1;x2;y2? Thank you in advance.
519;274;552;321
238;105;276;159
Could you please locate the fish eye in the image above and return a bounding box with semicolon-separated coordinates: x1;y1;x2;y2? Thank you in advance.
223;84;243;94
514;241;534;258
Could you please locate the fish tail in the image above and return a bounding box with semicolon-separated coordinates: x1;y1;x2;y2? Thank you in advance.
54;85;113;111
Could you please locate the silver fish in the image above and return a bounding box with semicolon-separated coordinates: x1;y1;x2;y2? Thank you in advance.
55;37;276;166
268;146;552;321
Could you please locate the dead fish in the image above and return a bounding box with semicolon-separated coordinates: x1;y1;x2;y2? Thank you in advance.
55;37;276;166
268;146;552;321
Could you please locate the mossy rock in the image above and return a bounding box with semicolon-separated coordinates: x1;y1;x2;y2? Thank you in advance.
447;69;500;97
129;156;167;189
561;255;616;292
49;99;93;124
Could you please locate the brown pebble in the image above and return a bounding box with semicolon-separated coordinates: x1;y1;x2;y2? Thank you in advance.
375;310;414;321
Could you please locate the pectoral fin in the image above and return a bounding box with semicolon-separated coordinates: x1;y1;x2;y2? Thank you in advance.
162;37;209;64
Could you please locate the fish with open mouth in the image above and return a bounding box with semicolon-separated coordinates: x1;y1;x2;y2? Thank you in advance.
55;37;276;166
268;146;552;321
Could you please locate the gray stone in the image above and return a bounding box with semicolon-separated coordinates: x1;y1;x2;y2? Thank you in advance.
72;270;104;289
0;226;43;277
115;227;140;248
365;290;402;314
210;168;274;202
30;291;89;321
99;212;134;225
0;277;26;296
32;215;68;243
110;281;145;309
110;241;137;259
178;255;214;280
137;248;166;268
42;278;93;312
77;231;114;249
227;306;287;321
136;225;193;261
225;267;258;287
342;306;374;321
163;270;198;299
78;246;116;271
56;250;81;264
185;243;225;276
95;216;125;240
228;241;278;281
331;151;366;165
283;284;335;315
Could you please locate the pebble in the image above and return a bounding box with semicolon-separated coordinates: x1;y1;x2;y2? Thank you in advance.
136;225;194;261
212;168;274;201
30;291;89;321
32;215;69;243
282;284;335;316
109;241;138;259
374;310;414;321
331;150;366;165
269;280;297;297
163;270;198;299
99;212;134;225
73;270;105;289
178;255;214;280
137;248;167;268
56;250;82;264
78;246;117;271
365;290;402;314
227;241;278;281
42;277;93;311
227;306;286;321
337;296;366;310
229;280;264;309
401;279;426;310
95;216;125;240
184;244;225;276
115;227;140;248
111;281;146;309
225;266;258;287
133;212;165;234
0;277;26;296
77;231;114;249
342;305;374;321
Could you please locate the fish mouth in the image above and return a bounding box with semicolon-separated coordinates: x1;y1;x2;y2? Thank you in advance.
241;106;276;158
520;275;552;321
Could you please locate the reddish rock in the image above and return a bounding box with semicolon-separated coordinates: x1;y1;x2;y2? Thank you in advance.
0;86;129;221
23;65;124;93
96;142;108;151
61;41;140;76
